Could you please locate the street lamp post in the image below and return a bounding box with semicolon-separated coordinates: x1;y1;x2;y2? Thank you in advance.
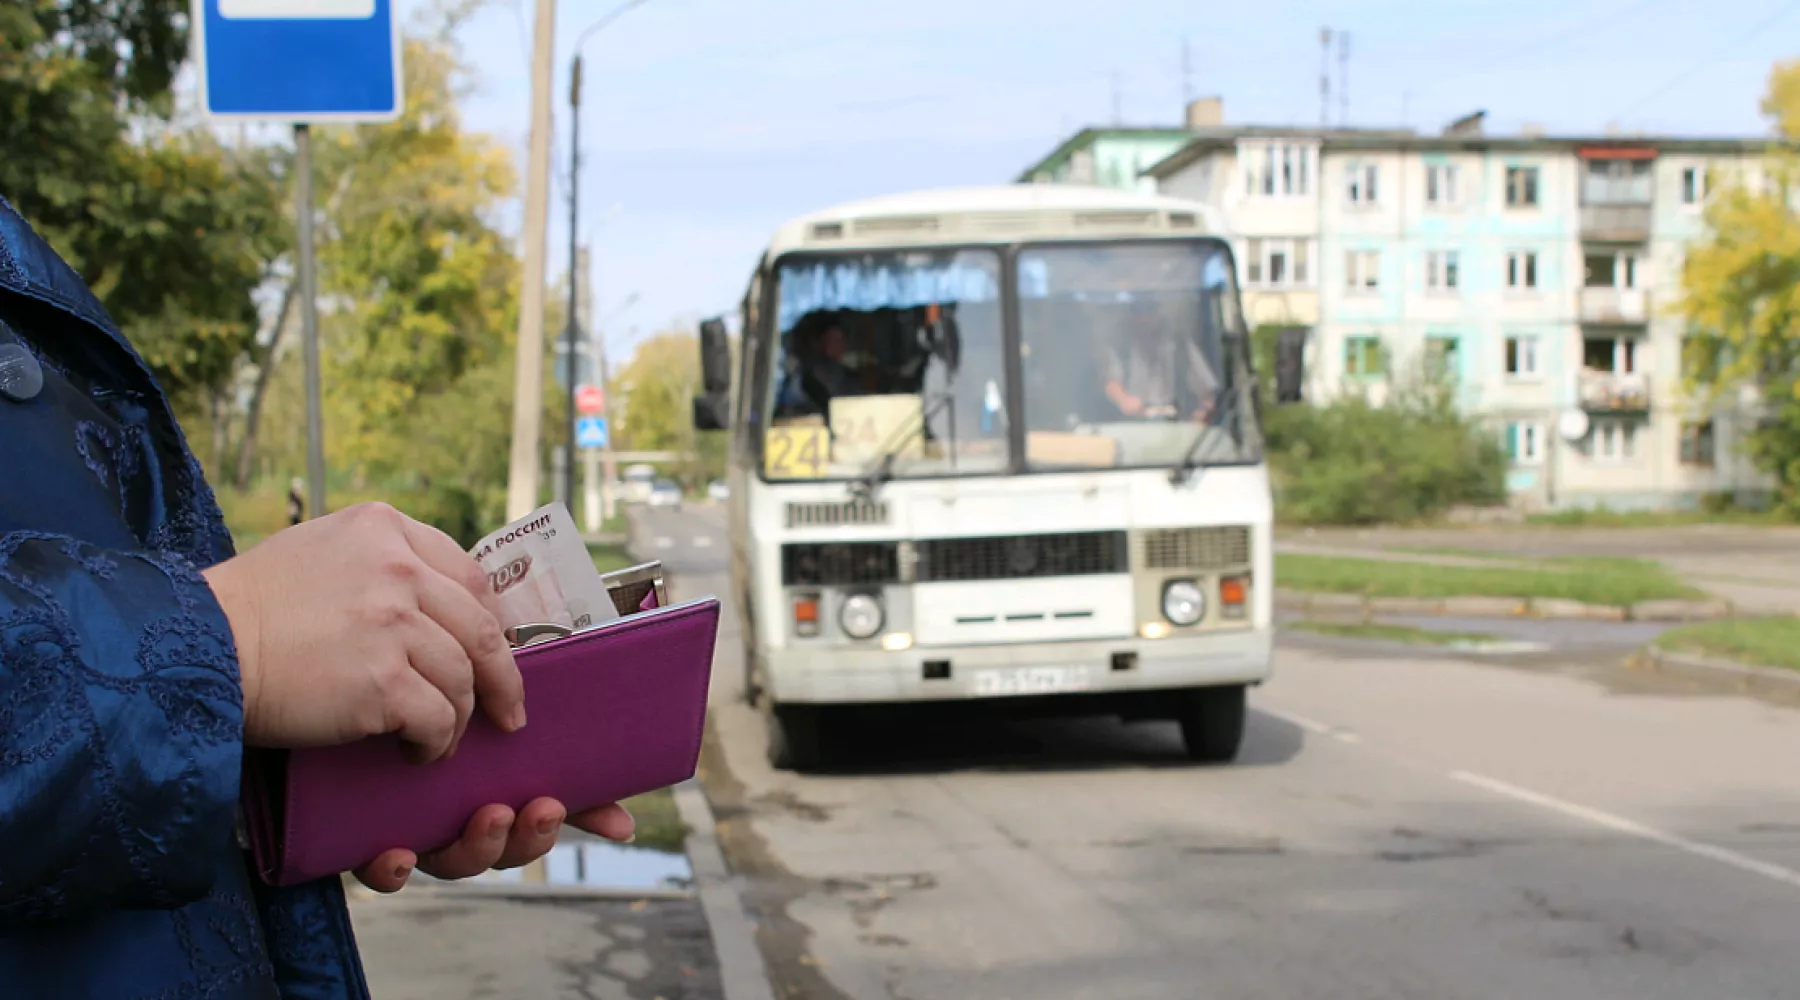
563;0;651;514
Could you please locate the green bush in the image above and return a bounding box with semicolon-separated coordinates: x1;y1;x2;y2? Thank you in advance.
1262;384;1506;526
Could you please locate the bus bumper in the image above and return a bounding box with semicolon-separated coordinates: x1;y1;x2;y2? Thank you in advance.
760;628;1273;706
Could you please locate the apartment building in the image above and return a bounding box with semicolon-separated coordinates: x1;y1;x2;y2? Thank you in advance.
1023;100;1775;510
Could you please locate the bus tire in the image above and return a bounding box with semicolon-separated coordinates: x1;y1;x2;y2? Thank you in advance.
1177;684;1246;764
766;702;825;771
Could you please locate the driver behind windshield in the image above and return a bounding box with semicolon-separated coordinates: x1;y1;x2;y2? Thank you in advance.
1099;300;1220;423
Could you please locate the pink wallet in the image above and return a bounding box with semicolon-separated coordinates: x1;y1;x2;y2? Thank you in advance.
240;568;720;887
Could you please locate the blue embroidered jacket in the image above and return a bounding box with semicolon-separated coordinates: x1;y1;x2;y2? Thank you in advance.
0;197;370;998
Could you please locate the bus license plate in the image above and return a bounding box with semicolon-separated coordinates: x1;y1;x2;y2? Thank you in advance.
971;665;1093;698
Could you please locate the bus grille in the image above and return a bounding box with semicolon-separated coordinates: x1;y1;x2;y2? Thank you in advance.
1140;526;1252;570
785;499;890;528
916;531;1127;583
781;542;900;587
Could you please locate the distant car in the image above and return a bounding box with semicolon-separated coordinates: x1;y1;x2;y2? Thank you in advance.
707;479;729;501
647;479;683;509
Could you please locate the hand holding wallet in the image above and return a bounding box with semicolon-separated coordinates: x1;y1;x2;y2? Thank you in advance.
240;562;719;887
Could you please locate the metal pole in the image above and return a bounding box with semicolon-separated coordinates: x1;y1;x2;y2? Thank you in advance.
295;123;326;521
563;54;583;512
505;0;558;520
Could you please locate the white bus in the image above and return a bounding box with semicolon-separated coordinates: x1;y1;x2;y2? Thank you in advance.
692;185;1273;770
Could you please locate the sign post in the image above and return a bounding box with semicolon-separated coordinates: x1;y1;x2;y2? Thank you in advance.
193;0;404;520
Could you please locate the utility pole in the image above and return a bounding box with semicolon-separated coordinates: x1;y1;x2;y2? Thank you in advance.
1319;27;1332;130
295;124;325;522
506;0;557;520
1338;31;1351;127
563;53;585;515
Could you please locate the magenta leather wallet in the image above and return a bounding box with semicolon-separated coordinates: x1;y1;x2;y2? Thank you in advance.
240;586;720;887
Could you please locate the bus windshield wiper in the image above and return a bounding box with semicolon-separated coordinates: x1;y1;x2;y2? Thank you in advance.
849;390;956;499
1169;381;1242;486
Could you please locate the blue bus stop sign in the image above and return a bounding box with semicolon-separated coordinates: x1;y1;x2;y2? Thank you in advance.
193;0;404;122
576;417;610;450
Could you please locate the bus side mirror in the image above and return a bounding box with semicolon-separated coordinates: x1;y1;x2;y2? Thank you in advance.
693;392;729;431
699;317;731;395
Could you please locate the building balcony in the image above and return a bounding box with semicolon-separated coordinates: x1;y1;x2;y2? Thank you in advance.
1579;287;1648;325
1579;372;1651;413
1580;203;1652;242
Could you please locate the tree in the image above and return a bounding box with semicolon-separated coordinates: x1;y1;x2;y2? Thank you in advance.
0;1;284;414
1679;60;1800;512
615;329;729;487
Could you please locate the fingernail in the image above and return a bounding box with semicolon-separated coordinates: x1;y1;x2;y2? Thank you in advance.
537;812;564;836
488;819;508;841
510;705;528;731
625;833;636;844
394;863;411;881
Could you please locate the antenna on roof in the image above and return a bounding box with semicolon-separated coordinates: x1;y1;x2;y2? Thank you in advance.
1338;31;1350;127
1182;37;1194;106
1319;27;1332;129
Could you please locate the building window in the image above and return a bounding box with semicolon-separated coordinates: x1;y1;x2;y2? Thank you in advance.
1425;335;1460;382
1506;250;1539;290
1243;238;1311;288
1506;422;1544;465
1344;335;1384;378
1426;250;1461;292
1681;166;1706;206
1345;250;1380;292
1505;165;1540;207
1592;419;1638;463
1244;142;1314;198
1426;163;1460;207
1583;336;1639;374
1680;420;1716;466
1584;158;1653;204
1584;251;1639;289
1345;163;1379;206
1505;335;1541;378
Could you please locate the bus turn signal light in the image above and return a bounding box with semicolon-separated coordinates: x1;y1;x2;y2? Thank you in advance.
793;594;821;637
1220;576;1248;618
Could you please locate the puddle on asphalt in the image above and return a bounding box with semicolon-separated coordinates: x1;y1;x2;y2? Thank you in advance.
414;839;692;892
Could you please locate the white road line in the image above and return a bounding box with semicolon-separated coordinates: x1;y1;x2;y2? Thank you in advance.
1258;707;1332;735
693;536;714;548
655;537;674;549
1451;770;1800;892
1331;731;1363;745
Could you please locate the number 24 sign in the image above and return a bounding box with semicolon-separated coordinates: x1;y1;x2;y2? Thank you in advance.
764;425;829;479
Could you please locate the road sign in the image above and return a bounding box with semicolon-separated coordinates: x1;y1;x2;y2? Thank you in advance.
193;0;405;122
576;416;609;450
576;384;605;416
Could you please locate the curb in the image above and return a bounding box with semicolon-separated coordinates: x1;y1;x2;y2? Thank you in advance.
350;881;695;903
673;778;777;1000
1276;589;1734;623
1633;646;1800;697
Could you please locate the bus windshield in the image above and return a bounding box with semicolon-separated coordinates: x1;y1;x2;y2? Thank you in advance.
1018;240;1256;471
766;248;1009;481
759;239;1256;482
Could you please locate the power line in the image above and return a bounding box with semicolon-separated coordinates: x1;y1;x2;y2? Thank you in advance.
1424;0;1674;91
1613;0;1800;123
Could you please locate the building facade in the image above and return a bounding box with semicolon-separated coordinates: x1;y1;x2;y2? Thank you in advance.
1021;103;1773;511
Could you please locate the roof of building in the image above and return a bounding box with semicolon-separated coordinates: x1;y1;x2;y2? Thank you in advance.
1013;127;1195;182
1142;129;1781;179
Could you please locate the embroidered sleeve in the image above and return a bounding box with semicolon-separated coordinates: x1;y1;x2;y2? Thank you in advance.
0;532;243;926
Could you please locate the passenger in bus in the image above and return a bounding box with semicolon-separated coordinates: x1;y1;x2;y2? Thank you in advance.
1099;303;1220;423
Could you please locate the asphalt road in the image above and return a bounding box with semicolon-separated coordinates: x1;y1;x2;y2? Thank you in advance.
637;504;1800;1000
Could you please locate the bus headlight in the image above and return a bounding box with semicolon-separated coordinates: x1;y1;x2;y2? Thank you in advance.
1162;579;1205;627
839;593;885;640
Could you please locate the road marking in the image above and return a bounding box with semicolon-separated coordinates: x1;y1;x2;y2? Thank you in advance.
655;537;674;549
1452;770;1800;892
1331;731;1363;745
1260;707;1330;734
694;536;714;548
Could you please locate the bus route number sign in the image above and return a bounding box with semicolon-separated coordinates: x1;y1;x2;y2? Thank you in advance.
764;425;828;479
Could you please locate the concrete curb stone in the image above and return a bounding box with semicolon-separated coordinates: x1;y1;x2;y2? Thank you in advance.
673;779;777;1000
1636;646;1800;698
1276;589;1737;622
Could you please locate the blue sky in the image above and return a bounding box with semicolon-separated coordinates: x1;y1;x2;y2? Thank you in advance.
409;0;1797;358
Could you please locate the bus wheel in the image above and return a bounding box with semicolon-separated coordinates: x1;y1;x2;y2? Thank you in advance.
766;702;825;772
1177;684;1246;764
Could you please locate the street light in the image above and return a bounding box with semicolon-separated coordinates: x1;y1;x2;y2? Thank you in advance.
564;0;652;511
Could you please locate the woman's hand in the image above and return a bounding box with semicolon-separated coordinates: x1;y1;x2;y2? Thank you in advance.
202;502;524;762
353;800;637;892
